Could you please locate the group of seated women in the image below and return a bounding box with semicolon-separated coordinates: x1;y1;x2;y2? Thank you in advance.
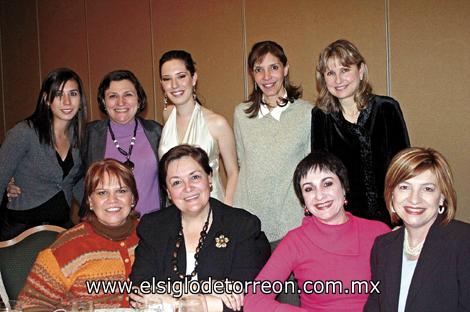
15;145;470;312
0;38;468;311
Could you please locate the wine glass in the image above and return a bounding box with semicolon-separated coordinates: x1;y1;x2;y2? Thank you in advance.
70;300;94;312
136;297;164;312
0;300;23;312
177;296;207;312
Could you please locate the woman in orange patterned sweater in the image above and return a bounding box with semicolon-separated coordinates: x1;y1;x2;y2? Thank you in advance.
18;159;139;311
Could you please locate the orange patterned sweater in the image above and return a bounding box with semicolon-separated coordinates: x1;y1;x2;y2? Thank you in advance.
18;221;139;311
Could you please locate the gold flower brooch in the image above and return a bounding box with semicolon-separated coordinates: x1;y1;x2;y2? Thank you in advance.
215;234;230;248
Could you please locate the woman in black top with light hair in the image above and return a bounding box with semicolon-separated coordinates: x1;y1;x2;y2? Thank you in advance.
312;39;410;226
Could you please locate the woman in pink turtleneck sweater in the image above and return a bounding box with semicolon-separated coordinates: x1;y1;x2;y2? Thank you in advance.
244;151;389;312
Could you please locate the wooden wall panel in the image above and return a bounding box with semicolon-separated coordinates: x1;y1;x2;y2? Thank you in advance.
152;0;245;124
86;0;155;121
0;0;40;131
390;0;470;222
245;0;387;104
37;0;90;119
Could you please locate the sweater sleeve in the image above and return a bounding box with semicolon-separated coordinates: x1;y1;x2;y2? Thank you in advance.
228;214;270;282
129;216;160;285
244;233;308;312
310;107;330;152
18;249;69;311
457;227;470;310
379;99;410;161
0;123;32;194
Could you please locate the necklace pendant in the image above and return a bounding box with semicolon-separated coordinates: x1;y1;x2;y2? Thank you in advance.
123;159;135;170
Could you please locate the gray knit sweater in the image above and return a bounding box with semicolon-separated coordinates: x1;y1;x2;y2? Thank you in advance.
233;99;312;241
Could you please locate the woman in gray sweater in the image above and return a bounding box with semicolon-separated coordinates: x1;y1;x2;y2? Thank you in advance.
233;41;312;243
0;68;87;240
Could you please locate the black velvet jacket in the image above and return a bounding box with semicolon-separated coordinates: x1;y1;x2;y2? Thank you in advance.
311;95;410;226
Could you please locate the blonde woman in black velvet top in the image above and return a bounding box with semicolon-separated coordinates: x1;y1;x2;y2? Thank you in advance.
312;39;410;226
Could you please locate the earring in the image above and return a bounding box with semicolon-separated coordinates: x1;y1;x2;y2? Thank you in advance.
209;183;213;192
163;95;168;111
304;207;312;217
192;88;197;101
438;205;445;214
90;206;93;211
131;203;135;208
391;206;396;213
254;83;258;91
344;198;348;206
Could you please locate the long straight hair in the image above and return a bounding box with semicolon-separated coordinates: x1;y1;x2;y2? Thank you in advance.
26;68;87;147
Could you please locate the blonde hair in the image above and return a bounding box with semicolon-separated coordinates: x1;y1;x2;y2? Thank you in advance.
315;39;372;113
384;147;456;225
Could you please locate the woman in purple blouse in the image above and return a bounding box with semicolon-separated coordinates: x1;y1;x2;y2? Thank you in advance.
80;70;165;216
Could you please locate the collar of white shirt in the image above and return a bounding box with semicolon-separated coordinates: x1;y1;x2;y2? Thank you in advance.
257;92;290;121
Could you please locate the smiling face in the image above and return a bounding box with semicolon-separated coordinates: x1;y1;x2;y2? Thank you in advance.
104;79;139;125
88;173;134;227
252;52;289;105
160;59;197;106
324;57;365;105
49;79;81;124
301;168;348;225
165;156;212;217
392;169;444;233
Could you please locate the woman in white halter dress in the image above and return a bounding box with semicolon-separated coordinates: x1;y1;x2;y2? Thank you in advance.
158;50;238;204
158;102;225;201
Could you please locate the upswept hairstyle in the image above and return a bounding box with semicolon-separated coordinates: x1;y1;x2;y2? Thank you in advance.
244;40;302;118
159;144;212;193
384;147;457;225
315;39;373;113
158;50;202;104
26;68;87;147
83;158;139;220
293;151;350;207
97;70;147;115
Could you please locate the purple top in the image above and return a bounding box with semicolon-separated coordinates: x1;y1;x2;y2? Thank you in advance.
105;119;160;216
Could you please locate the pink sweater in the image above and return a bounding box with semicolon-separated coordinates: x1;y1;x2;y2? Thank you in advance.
244;213;389;312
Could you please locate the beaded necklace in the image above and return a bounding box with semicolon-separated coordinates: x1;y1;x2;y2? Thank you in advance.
404;229;425;257
108;119;138;170
172;206;212;279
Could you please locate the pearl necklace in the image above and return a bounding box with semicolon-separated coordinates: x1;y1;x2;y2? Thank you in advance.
403;229;425;257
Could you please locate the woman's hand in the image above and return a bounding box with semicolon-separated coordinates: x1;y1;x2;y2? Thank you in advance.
129;289;178;310
208;292;244;311
6;178;21;201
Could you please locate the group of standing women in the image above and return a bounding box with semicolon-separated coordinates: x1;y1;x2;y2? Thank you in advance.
1;38;469;312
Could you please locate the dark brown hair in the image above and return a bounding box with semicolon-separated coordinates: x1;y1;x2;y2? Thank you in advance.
244;40;302;118
293;151;349;207
159;144;212;193
97;70;147;115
